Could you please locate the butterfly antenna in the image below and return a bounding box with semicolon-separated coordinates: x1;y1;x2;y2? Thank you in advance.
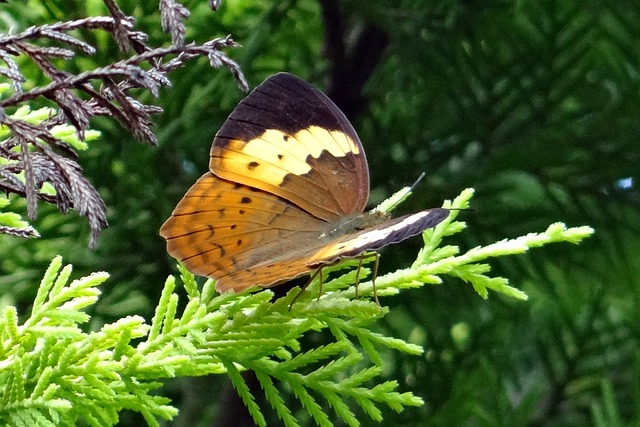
377;172;427;214
409;172;426;193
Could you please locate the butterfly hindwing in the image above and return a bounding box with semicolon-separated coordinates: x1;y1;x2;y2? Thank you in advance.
160;173;329;291
210;73;369;221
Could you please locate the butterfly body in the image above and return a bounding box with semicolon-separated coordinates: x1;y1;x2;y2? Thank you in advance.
161;73;449;293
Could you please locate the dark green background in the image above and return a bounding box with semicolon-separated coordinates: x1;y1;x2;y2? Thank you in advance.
0;0;638;425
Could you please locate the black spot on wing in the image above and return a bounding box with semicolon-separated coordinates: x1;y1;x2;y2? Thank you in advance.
182;242;226;262
213;242;226;257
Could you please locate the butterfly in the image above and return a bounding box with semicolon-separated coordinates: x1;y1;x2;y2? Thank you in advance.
160;72;449;294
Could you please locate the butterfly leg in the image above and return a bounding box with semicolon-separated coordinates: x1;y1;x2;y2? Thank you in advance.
353;252;381;307
289;267;324;309
316;268;324;301
354;256;364;299
371;252;380;307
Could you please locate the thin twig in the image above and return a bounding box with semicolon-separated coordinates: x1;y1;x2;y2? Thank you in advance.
0;0;246;247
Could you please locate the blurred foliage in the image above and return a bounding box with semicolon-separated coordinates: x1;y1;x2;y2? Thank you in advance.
0;0;638;426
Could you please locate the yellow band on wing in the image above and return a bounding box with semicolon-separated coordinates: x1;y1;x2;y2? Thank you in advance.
216;126;360;187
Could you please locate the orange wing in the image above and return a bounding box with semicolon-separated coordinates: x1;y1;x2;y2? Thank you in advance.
160;173;330;292
160;73;449;294
209;73;369;221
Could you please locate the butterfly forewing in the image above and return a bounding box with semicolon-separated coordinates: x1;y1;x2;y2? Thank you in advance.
305;209;450;266
210;73;369;220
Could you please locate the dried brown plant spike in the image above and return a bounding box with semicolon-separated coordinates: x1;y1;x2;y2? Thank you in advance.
0;1;247;247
